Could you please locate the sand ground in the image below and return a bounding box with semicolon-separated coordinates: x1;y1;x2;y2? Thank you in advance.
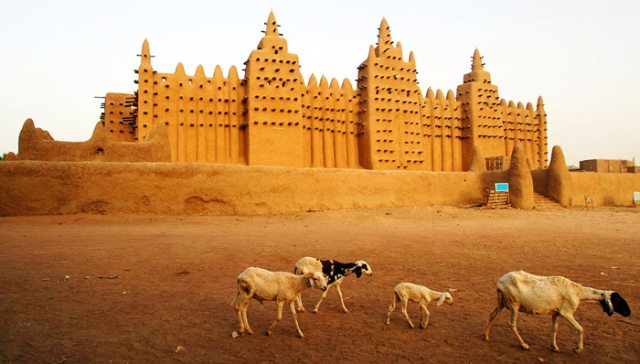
1;206;639;364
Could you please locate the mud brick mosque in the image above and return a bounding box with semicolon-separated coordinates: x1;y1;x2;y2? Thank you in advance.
102;11;548;171
6;12;640;216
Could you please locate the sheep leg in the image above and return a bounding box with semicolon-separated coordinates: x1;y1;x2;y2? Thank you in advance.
550;313;560;352
242;307;254;335
386;293;399;325
335;280;349;313
267;301;285;336
562;314;584;353
293;267;304;312
400;297;415;328
509;307;530;350
289;302;305;338
483;306;503;341
419;304;430;329
235;295;253;335
313;283;333;313
295;293;306;312
236;308;246;335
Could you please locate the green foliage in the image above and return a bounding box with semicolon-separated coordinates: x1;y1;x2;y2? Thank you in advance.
0;153;6;161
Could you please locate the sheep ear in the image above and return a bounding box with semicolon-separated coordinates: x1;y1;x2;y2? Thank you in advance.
611;292;631;317
355;266;362;278
600;298;614;316
437;294;446;306
309;278;315;289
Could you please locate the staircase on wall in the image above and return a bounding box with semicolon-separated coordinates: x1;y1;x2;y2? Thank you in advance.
533;192;561;209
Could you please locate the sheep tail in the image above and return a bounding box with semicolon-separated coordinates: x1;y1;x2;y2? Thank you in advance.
390;291;400;309
231;278;253;307
230;291;239;307
496;288;507;309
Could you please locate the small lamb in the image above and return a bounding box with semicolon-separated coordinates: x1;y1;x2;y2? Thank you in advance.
293;256;373;313
386;282;454;329
483;270;631;353
231;267;327;338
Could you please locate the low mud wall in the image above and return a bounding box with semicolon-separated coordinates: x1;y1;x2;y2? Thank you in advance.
532;168;640;207
567;173;640;207
0;161;509;216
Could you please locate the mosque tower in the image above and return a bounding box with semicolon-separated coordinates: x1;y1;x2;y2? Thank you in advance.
536;96;548;168
456;49;505;170
243;11;305;167
357;18;423;170
135;39;154;142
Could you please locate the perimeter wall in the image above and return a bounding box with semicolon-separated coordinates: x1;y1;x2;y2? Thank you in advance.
569;173;639;206
1;158;638;216
532;170;640;207
0;161;506;216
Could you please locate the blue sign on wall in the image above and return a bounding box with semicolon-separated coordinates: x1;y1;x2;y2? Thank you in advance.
495;183;509;192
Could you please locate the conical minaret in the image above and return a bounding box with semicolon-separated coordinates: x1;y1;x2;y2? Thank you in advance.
463;48;491;84
265;11;280;37
376;18;393;56
472;49;484;71
244;11;304;167
257;11;288;53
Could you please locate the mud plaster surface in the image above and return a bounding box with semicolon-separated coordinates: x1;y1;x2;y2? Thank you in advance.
1;206;639;363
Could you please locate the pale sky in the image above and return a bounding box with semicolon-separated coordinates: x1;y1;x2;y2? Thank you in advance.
1;0;638;166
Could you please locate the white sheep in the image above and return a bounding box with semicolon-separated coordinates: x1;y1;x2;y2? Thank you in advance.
293;257;373;313
231;267;327;338
483;270;631;353
386;282;454;329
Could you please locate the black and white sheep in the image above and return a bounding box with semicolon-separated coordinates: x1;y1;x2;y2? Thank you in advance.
293;256;373;313
231;267;327;338
483;270;631;353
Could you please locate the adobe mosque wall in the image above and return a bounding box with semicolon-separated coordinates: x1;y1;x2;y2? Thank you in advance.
130;12;548;170
13;12;547;169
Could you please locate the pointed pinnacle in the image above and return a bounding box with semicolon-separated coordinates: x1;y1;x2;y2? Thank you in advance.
472;48;484;71
265;11;279;37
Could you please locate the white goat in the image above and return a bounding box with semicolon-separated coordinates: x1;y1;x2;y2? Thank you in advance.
483;270;631;353
386;282;454;329
231;267;327;338
293;257;373;313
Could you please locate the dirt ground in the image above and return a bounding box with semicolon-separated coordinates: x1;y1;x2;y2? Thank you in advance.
1;206;639;364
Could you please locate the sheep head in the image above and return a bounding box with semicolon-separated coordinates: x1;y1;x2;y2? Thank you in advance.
600;291;631;317
304;271;328;291
437;292;454;306
354;261;373;278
